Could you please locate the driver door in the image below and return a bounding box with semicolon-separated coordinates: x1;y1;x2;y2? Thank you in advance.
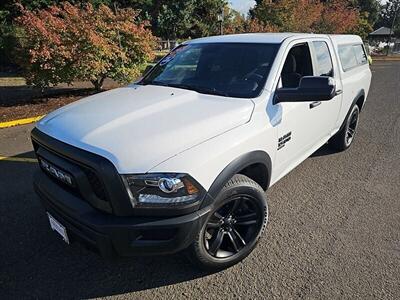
273;41;337;179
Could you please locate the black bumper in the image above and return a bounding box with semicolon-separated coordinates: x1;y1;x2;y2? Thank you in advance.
34;171;211;257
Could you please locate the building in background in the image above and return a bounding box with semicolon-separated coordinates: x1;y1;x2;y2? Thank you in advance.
368;26;400;54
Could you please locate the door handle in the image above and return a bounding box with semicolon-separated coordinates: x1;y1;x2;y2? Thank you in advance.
335;89;343;96
309;101;321;109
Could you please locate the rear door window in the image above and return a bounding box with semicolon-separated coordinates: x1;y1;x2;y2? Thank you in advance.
353;44;368;65
338;44;367;71
312;41;334;76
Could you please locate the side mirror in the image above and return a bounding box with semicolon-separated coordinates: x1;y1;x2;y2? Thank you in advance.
275;76;336;103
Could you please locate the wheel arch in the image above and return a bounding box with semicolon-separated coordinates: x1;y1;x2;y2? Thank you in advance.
355;90;366;111
203;151;272;206
339;90;365;131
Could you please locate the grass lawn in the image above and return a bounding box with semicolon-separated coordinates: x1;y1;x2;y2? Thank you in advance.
0;53;164;122
0;77;119;123
0;77;26;87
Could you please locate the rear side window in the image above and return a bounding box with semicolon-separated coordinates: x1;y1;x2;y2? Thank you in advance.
312;41;333;76
353;44;367;65
338;44;368;71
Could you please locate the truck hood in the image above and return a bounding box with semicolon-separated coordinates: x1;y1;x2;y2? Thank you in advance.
37;84;254;173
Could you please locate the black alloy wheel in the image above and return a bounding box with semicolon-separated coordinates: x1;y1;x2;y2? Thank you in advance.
345;107;359;147
204;195;263;258
330;104;360;151
188;174;268;270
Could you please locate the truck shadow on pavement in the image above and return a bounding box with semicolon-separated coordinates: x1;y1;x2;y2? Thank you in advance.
0;151;213;299
310;143;337;158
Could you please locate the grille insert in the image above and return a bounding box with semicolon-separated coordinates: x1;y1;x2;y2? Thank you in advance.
82;167;108;201
33;140;109;203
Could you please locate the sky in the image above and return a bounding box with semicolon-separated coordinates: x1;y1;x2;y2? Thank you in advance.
229;0;256;15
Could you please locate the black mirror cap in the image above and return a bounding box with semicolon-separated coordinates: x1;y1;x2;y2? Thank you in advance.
276;76;336;103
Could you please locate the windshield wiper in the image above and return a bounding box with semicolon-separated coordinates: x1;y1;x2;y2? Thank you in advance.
192;86;229;97
144;81;229;97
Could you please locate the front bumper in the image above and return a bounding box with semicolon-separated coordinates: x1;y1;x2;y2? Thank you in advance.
34;171;211;257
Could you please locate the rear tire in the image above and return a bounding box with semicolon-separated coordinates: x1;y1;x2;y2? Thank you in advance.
330;104;360;151
188;174;268;271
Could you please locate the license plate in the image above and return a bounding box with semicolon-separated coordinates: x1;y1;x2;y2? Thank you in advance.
47;213;69;244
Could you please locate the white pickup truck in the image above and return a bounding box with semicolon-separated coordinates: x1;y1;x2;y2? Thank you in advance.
32;33;371;270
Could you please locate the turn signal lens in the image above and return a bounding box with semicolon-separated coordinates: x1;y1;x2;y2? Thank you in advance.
183;178;199;195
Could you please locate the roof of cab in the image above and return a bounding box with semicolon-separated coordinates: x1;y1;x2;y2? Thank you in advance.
186;33;320;44
186;33;362;45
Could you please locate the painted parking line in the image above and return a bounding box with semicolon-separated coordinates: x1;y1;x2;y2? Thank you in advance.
0;115;44;129
0;156;37;163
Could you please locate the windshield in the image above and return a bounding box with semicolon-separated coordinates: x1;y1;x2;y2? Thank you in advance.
140;43;279;98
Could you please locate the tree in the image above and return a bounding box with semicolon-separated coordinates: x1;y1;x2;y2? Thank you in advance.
0;1;58;68
249;0;359;34
0;1;56;16
15;3;156;90
347;0;380;38
245;18;278;33
250;0;323;32
156;0;196;40
224;8;247;34
0;1;156;69
350;0;380;25
190;0;227;37
377;0;400;35
316;0;359;34
1;1;155;23
0;10;12;53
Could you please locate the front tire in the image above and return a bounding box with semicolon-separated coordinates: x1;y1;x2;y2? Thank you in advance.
330;104;360;151
188;174;268;270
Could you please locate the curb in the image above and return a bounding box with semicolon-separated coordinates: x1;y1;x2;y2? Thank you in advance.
0;156;37;163
0;115;44;129
372;57;400;61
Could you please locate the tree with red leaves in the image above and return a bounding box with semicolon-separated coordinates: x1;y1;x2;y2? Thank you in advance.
249;0;359;34
15;2;156;90
317;0;359;34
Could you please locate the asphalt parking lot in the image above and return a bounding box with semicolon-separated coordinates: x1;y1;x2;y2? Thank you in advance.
1;61;399;299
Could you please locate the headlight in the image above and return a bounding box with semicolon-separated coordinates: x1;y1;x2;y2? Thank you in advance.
121;173;203;207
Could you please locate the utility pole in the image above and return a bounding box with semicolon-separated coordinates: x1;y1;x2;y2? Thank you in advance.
218;8;224;35
387;2;399;55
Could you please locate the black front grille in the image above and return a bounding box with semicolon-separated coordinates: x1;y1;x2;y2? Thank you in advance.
37;156;80;195
32;140;109;203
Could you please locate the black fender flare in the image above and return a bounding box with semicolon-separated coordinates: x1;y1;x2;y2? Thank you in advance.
201;150;272;208
339;89;365;131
